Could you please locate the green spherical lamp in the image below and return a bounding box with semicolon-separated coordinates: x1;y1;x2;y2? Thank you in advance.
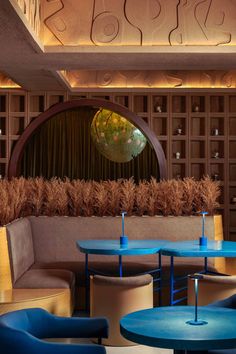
91;108;147;163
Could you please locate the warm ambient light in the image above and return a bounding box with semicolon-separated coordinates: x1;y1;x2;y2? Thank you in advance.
90;108;146;163
0;73;20;88
60;70;236;89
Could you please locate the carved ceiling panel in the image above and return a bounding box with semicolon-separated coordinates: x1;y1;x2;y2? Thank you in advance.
42;0;236;46
60;70;236;89
14;0;41;36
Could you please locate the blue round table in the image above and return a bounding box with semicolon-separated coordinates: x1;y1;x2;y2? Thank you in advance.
120;306;236;354
77;239;168;309
161;240;236;258
161;240;236;305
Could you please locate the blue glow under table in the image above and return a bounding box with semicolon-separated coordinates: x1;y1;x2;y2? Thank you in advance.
77;239;168;309
161;240;236;305
120;306;236;354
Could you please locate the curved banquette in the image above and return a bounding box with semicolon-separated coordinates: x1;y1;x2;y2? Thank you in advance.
0;215;223;315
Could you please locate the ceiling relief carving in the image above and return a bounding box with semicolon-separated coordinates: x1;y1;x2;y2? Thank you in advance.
0;73;20;88
42;0;236;46
60;70;236;89
14;0;41;36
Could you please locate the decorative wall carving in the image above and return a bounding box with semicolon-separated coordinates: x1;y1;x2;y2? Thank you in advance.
60;70;236;89
42;0;236;46
0;73;20;88
15;0;41;36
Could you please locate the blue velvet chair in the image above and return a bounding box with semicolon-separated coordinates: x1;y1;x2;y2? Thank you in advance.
0;308;108;354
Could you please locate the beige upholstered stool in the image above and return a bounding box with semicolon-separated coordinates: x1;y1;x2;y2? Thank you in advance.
90;274;153;346
188;274;236;305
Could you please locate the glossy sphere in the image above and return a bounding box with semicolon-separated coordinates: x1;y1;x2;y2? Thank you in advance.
91;108;147;163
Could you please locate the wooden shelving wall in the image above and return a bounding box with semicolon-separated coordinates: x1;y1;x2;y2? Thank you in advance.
0;89;236;240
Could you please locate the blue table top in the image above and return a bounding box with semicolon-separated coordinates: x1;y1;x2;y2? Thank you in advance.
77;240;169;256
161;240;236;257
120;306;236;351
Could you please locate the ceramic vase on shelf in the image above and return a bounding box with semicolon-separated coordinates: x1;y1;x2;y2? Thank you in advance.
176;126;182;135
212;127;219;136
231;196;236;204
155;104;162;113
175;152;181;159
213;151;219;159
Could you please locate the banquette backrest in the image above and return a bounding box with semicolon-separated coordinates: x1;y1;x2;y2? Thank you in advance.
3;215;223;284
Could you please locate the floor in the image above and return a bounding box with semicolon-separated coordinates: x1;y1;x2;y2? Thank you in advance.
49;338;172;354
106;344;172;354
62;311;172;353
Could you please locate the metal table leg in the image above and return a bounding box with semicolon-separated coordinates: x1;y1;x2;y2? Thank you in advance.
204;257;208;273
85;253;89;311
170;256;174;306
158;252;162;306
119;255;123;277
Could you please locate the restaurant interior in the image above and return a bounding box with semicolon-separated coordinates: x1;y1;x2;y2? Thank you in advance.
1;1;236;353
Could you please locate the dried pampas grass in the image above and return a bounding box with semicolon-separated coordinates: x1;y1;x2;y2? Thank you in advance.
0;176;220;226
120;178;135;215
67;179;83;216
44;178;68;216
199;176;220;215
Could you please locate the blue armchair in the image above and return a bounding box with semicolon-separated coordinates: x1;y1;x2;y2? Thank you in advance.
0;308;108;354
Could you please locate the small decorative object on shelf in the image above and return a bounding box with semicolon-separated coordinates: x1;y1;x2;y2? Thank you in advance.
120;211;128;247
0;129;2;135
175;151;181;159
212;127;219;136
199;211;208;247
231;195;236;204
212;173;219;181
186;274;207;326
0;174;2;179
193;103;199;112
155;105;162;113
176;125;182;135
213;151;220;159
175;174;181;179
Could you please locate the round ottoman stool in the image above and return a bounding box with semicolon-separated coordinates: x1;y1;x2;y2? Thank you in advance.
90;274;153;346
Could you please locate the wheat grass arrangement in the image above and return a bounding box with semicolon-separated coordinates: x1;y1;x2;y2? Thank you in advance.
9;177;28;220
168;179;184;216
0;179;11;226
24;177;45;216
120;178;136;215
93;181;109;216
44;178;69;216
182;177;198;215
104;180;121;216
155;180;173;216
0;176;220;226
199;176;220;215
147;177;159;216
81;180;95;216
67;179;84;216
135;180;149;216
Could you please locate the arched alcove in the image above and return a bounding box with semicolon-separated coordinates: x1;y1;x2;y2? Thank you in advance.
8;99;167;180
